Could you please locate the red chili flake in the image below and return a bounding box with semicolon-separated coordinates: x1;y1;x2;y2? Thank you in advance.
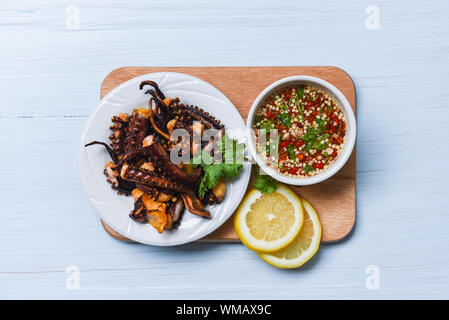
288;167;298;175
296;140;305;147
280;140;290;149
267;111;274;119
278;125;288;131
332;151;338;157
279;152;288;161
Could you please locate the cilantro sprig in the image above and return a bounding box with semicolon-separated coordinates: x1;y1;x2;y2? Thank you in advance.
300;117;330;152
193;135;245;197
277;113;291;128
253;169;277;194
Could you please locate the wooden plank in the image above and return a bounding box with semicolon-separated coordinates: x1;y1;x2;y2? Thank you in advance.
100;66;356;243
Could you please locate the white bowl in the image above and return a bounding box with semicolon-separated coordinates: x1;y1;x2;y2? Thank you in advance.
246;75;356;186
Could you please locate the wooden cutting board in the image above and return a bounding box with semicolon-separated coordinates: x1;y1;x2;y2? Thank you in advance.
100;66;356;243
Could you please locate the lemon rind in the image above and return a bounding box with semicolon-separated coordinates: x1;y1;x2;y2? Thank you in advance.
234;185;304;253
258;199;322;269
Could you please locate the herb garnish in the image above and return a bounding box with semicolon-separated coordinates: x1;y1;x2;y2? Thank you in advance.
304;164;314;173
287;144;296;161
254;169;277;194
278;113;291;128
300;118;329;152
193;135;244;197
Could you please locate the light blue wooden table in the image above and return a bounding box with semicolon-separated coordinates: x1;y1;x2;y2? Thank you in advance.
1;0;448;299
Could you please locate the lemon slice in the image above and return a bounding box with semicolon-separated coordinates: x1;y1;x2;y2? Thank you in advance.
234;184;304;252
259;199;322;269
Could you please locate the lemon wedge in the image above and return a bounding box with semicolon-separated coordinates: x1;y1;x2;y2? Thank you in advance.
258;199;322;269
234;184;304;252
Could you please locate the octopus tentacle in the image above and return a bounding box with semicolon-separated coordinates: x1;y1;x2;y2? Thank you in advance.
120;165;191;194
143;90;169;130
121;136;202;185
167;104;223;132
186;105;224;129
135;183;161;199
109;113;128;155
85;141;135;194
124;109;150;152
140;80;166;101
181;194;211;218
85;141;118;163
148;98;171;140
121;165;210;218
144;135;202;184
119;148;146;164
166;198;185;229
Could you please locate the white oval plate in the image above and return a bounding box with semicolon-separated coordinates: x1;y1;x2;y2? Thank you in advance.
79;72;251;246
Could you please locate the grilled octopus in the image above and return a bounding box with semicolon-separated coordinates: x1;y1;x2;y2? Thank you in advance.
85;80;227;233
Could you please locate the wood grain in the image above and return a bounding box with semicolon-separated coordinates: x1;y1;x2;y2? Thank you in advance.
100;66;356;243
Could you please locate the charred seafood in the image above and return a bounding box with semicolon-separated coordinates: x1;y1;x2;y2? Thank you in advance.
85;81;244;234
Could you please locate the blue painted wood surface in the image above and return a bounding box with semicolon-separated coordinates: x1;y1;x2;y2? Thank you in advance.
0;0;448;299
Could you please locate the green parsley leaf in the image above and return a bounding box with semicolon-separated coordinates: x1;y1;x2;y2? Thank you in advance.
301;128;318;142
278;113;291;128
199;164;224;197
304;164;314;173
315;117;326;133
222;163;243;179
197;135;245;197
297;87;304;99
288;92;293;106
313;140;327;150
304;141;313;152
287;144;296;161
254;170;277;194
259;120;273;132
265;143;271;155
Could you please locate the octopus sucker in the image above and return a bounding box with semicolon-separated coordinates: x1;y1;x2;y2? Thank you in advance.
124;109;150;152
